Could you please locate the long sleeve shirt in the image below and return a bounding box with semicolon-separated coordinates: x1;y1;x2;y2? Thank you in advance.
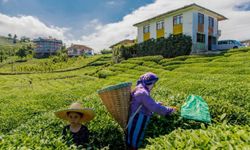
130;84;174;116
62;125;89;146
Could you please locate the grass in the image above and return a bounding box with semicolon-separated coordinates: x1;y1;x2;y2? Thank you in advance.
0;36;12;45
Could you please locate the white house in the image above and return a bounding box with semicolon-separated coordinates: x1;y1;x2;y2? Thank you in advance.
241;40;250;47
133;3;227;53
67;44;94;57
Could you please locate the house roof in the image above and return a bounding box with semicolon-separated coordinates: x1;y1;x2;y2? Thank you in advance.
133;3;227;27
109;39;135;48
33;37;62;43
68;44;93;51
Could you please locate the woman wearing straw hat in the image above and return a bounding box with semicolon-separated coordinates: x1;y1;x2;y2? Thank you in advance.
54;102;95;147
126;72;177;150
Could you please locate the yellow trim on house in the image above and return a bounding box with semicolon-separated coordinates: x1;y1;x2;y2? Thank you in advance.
173;24;183;35
198;24;204;33
208;27;213;35
156;29;165;38
143;33;150;41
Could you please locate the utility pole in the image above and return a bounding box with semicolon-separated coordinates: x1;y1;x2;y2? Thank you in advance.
12;49;14;72
0;49;3;63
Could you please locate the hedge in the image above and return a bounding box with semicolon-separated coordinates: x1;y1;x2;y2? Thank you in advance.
113;34;192;62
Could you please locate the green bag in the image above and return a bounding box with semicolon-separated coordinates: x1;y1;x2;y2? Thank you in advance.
181;95;211;123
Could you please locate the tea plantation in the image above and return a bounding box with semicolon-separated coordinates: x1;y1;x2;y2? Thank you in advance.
0;48;249;149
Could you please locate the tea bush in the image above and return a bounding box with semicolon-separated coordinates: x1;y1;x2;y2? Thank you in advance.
145;124;250;150
0;48;249;149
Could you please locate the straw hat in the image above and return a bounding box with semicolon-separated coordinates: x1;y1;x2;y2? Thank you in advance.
54;102;95;123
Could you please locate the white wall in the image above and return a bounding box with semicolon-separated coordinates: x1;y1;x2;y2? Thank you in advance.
213;18;218;37
165;17;173;37
213;18;218;50
183;11;193;37
137;26;143;43
204;15;209;50
150;22;156;39
87;50;94;55
192;12;198;52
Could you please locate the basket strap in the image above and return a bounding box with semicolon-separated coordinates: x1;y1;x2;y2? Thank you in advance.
125;105;142;129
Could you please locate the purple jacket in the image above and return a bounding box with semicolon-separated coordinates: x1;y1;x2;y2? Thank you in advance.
130;84;174;116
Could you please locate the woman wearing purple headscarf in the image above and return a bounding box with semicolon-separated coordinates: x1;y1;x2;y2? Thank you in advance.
126;72;177;150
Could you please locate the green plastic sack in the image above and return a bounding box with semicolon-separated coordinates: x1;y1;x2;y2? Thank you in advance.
181;95;211;123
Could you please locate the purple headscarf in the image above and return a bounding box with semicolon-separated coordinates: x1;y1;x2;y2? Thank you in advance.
136;72;159;87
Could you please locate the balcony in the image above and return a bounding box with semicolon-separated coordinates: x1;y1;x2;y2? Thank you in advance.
208;27;213;35
198;24;204;33
173;24;183;35
143;32;150;41
156;29;165;38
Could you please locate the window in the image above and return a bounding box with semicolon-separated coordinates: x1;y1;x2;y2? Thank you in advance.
211;36;217;44
143;25;150;33
156;21;164;30
224;41;228;44
197;33;205;43
73;49;77;54
208;17;214;27
234;40;242;45
173;15;183;25
198;13;204;24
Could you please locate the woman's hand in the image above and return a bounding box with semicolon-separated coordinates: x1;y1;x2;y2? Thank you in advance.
158;102;163;105
171;106;178;112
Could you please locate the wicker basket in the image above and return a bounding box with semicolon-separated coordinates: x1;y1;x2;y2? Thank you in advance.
97;82;132;130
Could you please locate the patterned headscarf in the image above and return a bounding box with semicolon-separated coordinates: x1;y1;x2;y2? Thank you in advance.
136;72;159;87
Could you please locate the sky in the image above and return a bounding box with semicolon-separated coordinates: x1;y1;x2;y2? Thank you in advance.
0;0;250;52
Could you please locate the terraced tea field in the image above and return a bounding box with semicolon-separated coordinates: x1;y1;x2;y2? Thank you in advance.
0;48;249;149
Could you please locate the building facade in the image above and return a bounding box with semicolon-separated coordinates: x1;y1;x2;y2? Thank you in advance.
67;44;94;57
241;40;250;47
133;4;227;53
33;37;63;58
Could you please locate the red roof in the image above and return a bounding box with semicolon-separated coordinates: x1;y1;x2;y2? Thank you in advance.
68;44;93;51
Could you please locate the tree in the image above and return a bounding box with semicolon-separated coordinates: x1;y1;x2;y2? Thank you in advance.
60;44;67;54
13;34;17;43
16;46;28;59
8;33;12;39
20;36;30;42
55;46;68;62
0;49;5;62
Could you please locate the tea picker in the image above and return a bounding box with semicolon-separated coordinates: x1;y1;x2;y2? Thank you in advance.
97;72;177;149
